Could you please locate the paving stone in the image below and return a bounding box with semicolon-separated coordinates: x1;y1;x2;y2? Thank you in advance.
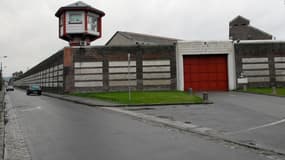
5;97;31;160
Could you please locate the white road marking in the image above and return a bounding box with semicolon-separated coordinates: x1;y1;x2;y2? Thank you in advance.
20;106;41;112
226;118;285;135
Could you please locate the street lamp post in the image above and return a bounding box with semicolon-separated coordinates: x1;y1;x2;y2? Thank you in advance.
0;56;7;90
0;56;7;71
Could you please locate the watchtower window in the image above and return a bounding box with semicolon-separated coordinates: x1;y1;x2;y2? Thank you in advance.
69;13;82;24
88;15;98;32
59;15;64;35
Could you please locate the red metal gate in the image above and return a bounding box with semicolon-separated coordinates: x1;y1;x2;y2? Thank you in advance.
183;55;228;91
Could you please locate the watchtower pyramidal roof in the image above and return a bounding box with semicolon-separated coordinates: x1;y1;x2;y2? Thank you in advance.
55;1;105;17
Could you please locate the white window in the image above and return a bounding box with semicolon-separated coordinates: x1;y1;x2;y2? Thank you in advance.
88;15;98;32
60;15;64;35
69;13;82;24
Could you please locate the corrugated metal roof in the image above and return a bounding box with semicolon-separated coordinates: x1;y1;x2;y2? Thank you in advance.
106;31;180;46
247;25;272;37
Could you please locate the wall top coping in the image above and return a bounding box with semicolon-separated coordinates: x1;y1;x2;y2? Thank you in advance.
177;40;233;44
67;44;175;49
234;40;285;44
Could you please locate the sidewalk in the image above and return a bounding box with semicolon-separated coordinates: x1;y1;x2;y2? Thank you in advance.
43;92;119;107
0;91;5;160
43;92;285;158
4;95;31;160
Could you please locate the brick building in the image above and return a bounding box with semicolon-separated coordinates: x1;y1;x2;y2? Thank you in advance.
14;45;176;93
229;15;272;40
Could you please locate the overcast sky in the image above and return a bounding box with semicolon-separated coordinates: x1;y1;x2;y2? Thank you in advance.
0;0;285;77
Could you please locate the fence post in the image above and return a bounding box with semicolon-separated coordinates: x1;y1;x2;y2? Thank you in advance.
203;92;209;103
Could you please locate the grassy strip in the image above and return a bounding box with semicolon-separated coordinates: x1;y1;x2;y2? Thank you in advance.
240;87;285;96
71;91;203;105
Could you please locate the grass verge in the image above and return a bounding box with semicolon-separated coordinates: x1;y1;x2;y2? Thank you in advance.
71;91;203;105
239;87;285;96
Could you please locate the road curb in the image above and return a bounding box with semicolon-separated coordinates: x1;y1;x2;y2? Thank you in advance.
43;93;110;107
43;92;285;157
43;93;211;107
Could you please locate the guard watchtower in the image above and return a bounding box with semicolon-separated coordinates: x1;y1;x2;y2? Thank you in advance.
55;1;105;46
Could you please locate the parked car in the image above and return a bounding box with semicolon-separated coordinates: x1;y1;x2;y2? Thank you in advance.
26;84;42;95
6;86;14;91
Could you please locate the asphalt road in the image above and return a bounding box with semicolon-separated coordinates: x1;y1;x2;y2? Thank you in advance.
5;89;277;160
130;92;285;154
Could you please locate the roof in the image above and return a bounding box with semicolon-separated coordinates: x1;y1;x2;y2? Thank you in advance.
105;31;180;46
55;1;105;17
248;25;272;38
229;15;250;26
66;1;91;7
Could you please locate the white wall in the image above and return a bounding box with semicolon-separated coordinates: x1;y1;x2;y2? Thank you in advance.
176;41;236;91
14;64;64;88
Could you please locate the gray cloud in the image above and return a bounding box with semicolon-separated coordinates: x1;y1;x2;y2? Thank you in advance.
0;0;284;76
